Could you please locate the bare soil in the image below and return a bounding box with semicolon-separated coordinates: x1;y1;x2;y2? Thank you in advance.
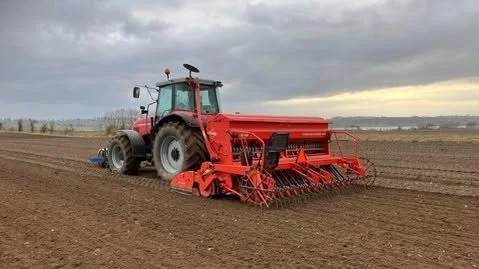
360;140;479;196
0;133;478;268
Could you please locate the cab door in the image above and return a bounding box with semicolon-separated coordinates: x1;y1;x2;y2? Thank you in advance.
156;85;173;118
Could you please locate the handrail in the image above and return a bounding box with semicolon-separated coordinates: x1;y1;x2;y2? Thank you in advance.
330;130;360;159
227;129;266;169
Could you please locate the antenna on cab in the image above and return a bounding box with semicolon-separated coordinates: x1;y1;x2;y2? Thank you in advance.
183;63;200;78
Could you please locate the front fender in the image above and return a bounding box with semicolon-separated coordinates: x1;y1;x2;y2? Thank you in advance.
116;130;147;158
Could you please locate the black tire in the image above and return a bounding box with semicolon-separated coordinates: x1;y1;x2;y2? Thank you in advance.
153;121;208;181
107;135;141;175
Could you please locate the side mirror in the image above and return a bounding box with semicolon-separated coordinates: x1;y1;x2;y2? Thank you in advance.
133;86;140;98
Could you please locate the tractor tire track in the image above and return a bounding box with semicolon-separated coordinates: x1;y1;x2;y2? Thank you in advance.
0;148;172;193
376;164;479;175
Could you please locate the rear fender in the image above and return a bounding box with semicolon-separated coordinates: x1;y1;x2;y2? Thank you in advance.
157;113;207;129
116;130;147;158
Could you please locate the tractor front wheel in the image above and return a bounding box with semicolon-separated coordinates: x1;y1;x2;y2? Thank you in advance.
153;121;207;181
107;135;141;175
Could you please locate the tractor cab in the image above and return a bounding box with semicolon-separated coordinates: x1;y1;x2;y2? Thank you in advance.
133;64;223;122
154;78;222;117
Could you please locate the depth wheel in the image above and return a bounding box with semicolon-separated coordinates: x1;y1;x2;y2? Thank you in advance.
107;135;141;175
348;158;377;187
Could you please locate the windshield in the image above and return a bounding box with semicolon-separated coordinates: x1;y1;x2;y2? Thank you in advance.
199;86;220;114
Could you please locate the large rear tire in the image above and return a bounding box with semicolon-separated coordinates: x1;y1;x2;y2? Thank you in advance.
153;121;208;181
107;135;141;175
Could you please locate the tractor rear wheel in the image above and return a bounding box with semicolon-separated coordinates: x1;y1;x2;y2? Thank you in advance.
153;121;207;181
107;135;141;175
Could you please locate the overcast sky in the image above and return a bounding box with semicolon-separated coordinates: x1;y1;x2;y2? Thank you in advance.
1;0;478;119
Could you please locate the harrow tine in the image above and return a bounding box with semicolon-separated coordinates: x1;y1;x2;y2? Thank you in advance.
285;195;296;207
263;159;375;208
299;191;311;202
273;195;285;208
292;192;304;205
273;197;287;209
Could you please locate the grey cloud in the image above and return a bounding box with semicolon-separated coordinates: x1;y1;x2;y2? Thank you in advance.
0;0;478;118
234;0;479;96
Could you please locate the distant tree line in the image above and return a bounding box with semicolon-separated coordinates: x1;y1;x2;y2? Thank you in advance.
103;108;140;135
0;107;141;136
0;118;64;134
1;114;478;136
331;116;479;129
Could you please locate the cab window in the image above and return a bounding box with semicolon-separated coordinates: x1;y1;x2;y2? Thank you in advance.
200;86;219;114
174;83;195;111
157;85;173;117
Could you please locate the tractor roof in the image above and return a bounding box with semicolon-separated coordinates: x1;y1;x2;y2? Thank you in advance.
155;78;223;88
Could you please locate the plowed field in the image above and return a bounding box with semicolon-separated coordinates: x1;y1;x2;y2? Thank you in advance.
0;132;478;268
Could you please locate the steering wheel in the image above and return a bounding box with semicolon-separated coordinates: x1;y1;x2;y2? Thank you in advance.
176;102;190;110
202;105;216;114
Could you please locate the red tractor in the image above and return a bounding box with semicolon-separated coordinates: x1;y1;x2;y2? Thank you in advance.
90;64;375;207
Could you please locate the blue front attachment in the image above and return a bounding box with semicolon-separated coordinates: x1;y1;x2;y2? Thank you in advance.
89;156;108;165
89;148;109;168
